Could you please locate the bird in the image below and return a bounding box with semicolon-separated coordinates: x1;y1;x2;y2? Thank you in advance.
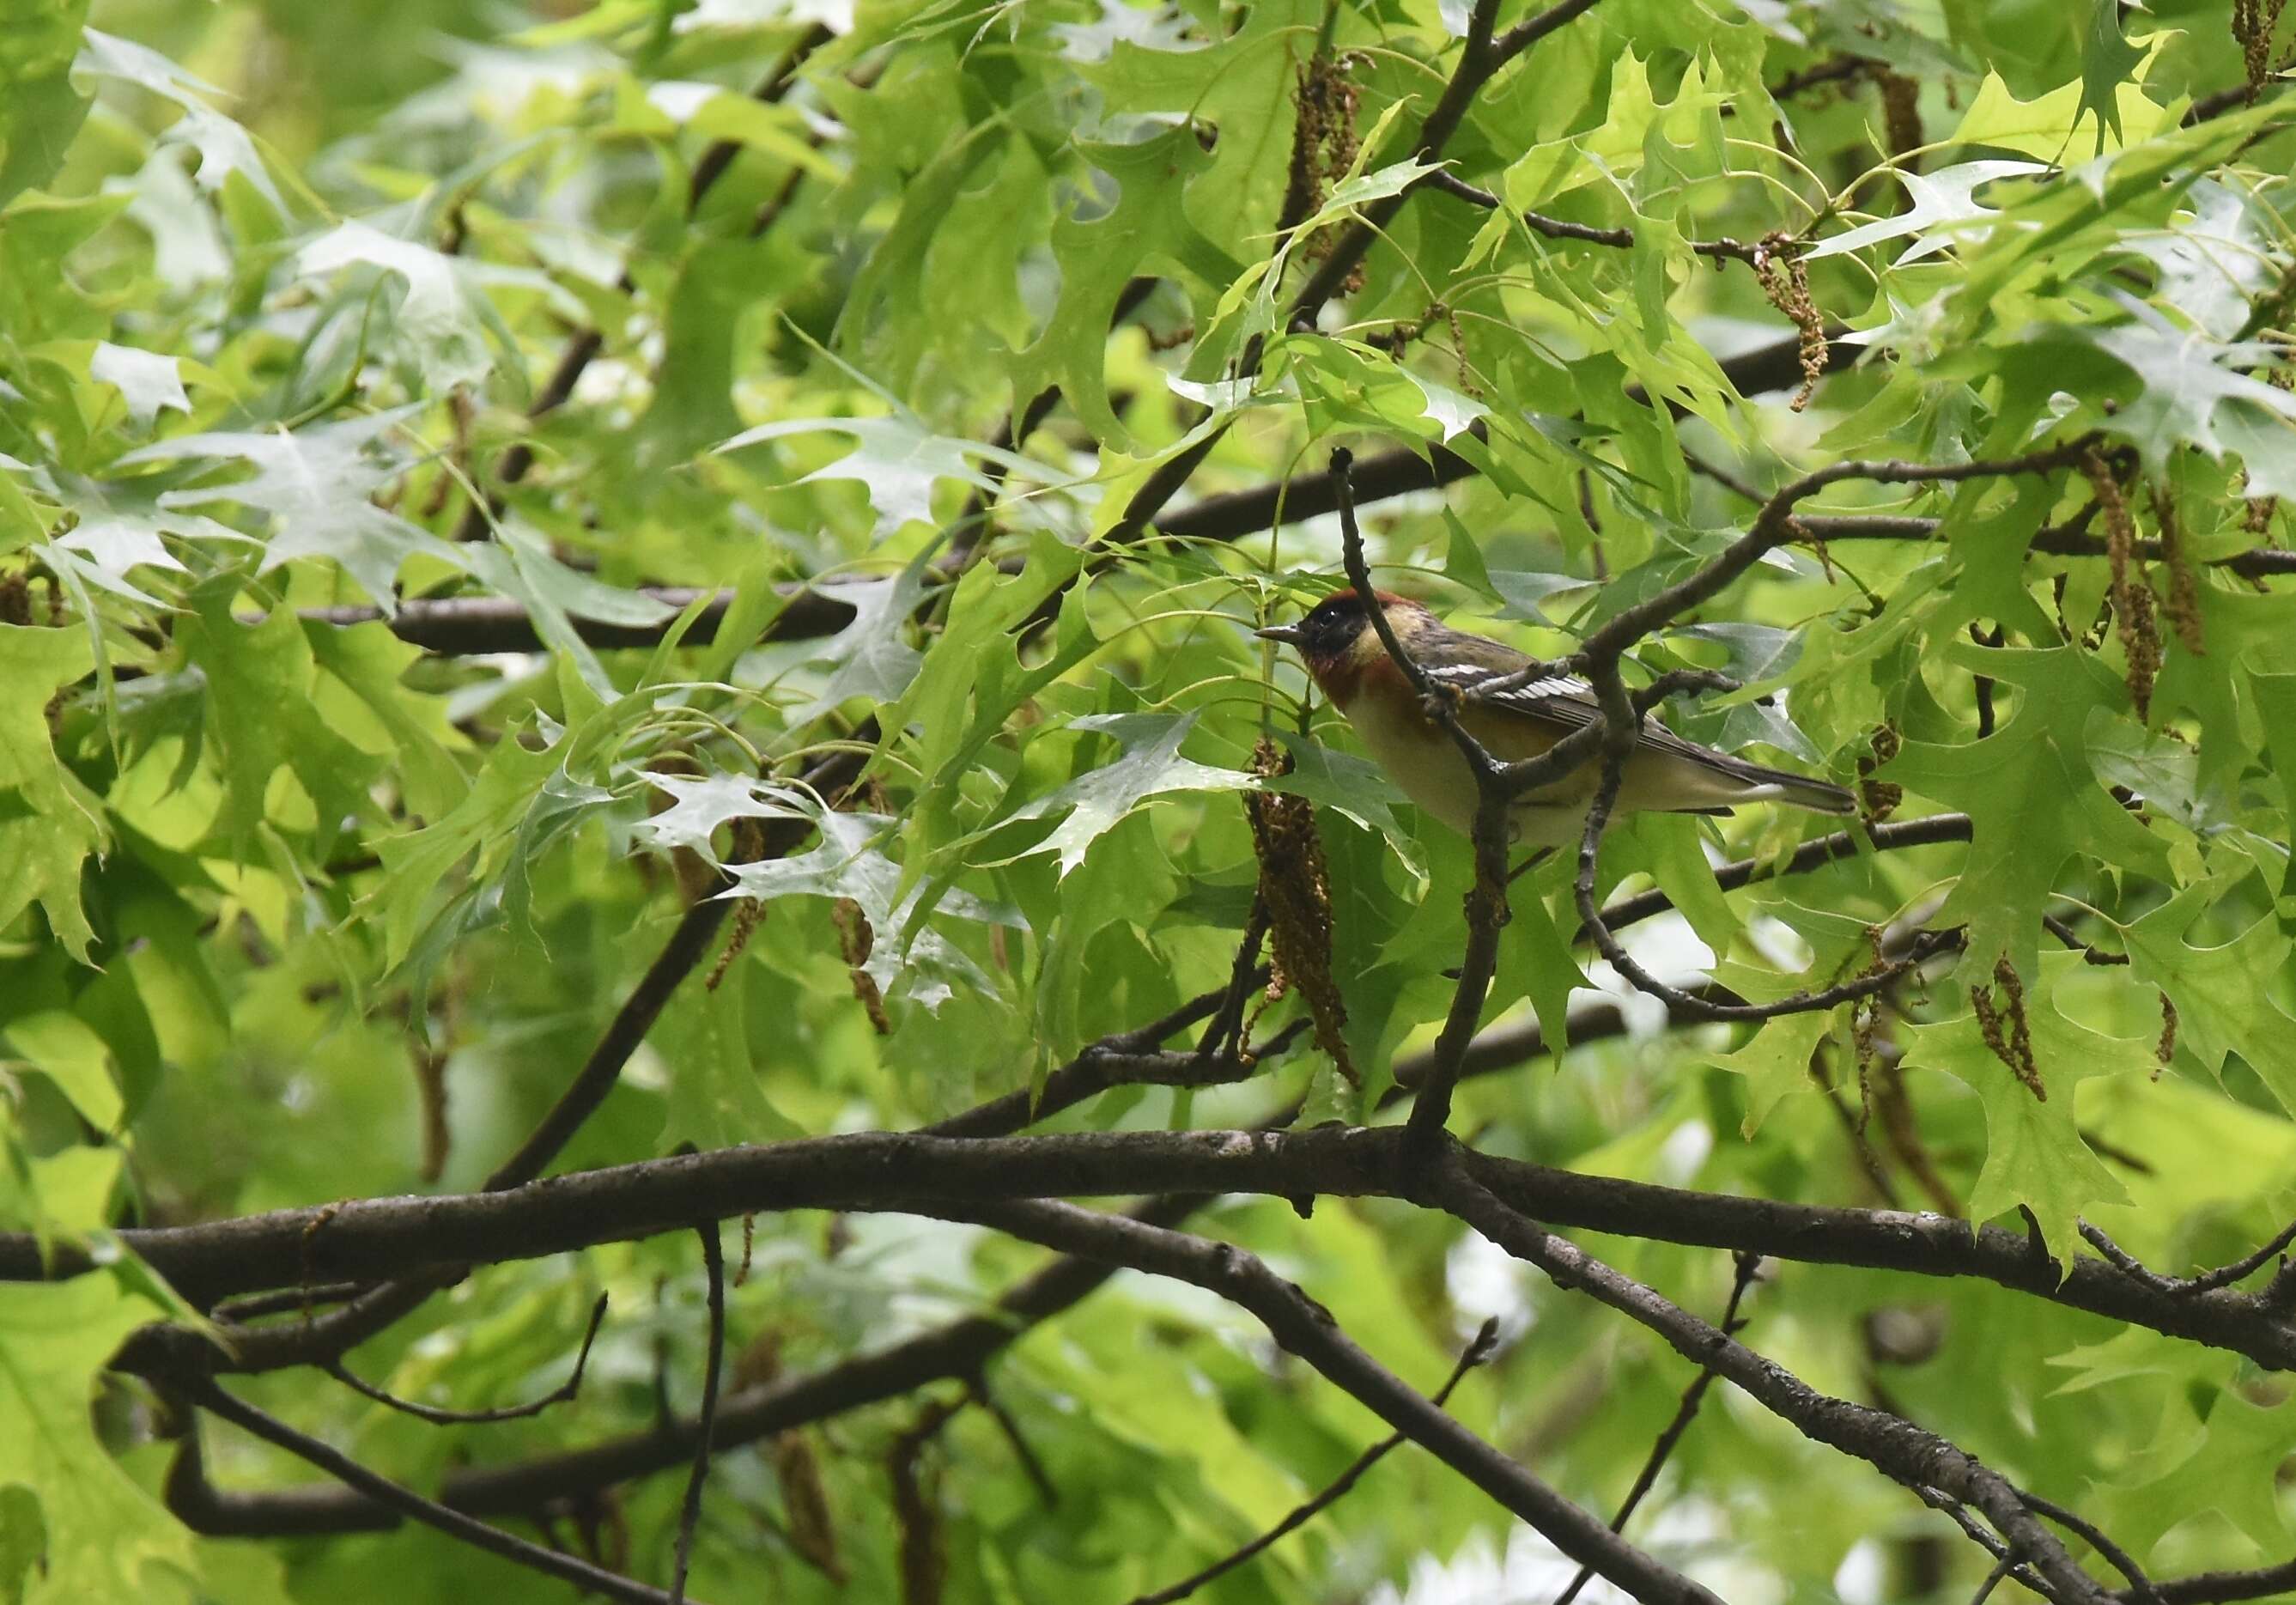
1256;589;1855;849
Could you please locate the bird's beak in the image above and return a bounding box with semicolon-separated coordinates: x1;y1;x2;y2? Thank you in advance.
1255;623;1305;647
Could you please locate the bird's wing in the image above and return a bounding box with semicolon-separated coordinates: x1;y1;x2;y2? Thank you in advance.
1419;660;1754;780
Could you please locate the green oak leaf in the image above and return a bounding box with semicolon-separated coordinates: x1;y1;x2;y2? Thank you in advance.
118;410;462;613
717;407;1063;540
2099;1388;2296;1560
374;718;563;973
2082;306;2296;476
635;771;804;858
1008;128;1247;447
2073;0;2146;149
296;221;496;393
75;29;285;213
0;1012;119;1133
1263;729;1425;890
1703;1006;1835;1138
1880;642;2170;982
2245;669;2296;911
2122;881;2296;1116
1011;713;1255;878
0;0;91;209
1074;0;1317;260
0;624;106;960
1802;160;2045;266
1900;952;2156;1267
177;599;386;854
15;464;239;607
0;1274;191;1604
722;802;1015;1011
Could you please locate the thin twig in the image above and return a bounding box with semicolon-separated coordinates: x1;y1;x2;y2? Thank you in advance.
2020;1485;2163;1605
671;1223;728;1602
1420;168;1765;260
1129;1318;1502;1605
2046;911;2129;964
325;1293;609;1426
2081;1215;2296;1298
971;1383;1060;1509
181;1377;703;1604
1915;1485;2050;1596
1970;1551;2021;1604
1552;1253;1761;1605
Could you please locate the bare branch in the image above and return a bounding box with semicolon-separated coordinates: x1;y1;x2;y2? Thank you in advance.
1434;1165;2117;1605
324;1293;609;1426
179;1377;706;1604
670;1225;727;1602
1577;441;2106;666
2080;1215;2296;1298
2020;1486;2162;1605
957;1198;1722;1605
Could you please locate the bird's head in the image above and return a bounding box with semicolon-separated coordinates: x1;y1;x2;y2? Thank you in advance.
1256;589;1432;704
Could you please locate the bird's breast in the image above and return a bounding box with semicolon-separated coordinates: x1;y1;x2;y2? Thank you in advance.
1338;690;1580;837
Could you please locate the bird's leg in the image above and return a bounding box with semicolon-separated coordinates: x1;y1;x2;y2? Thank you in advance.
1418;678;1465;727
1507;847;1555;884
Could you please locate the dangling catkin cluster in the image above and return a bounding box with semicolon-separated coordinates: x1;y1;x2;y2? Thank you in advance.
1752;234;1826;410
831;898;891;1035
1288;52;1364;289
2085;448;2161;719
2233;0;2289;94
1247;736;1358;1085
1969;954;2044;1102
2150;487;2207;656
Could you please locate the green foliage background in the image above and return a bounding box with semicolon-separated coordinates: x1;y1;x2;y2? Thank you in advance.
3;0;2296;1600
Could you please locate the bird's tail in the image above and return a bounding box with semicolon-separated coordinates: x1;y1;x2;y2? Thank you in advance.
1717;758;1856;816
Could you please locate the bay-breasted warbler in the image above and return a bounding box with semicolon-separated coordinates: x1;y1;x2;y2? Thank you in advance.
1258;589;1854;848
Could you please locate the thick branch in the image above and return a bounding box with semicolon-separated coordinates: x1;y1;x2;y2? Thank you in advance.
958;1198;1722;1605
44;1126;2296;1377
1434;1166;2115;1605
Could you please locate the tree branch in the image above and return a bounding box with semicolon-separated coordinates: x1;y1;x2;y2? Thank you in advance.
322;1293;609;1426
1288;0;1608;317
1433;1164;2117;1605
669;1224;726;1603
177;1377;706;1604
50;1123;2296;1379
955;1198;1722;1605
